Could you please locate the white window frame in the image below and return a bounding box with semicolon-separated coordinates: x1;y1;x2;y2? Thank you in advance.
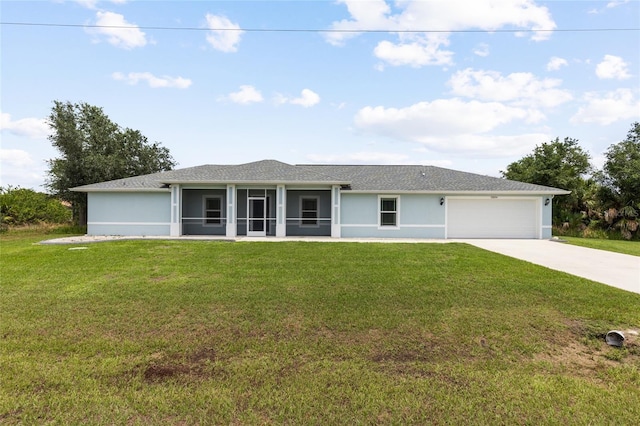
378;195;399;228
203;196;223;227
299;196;319;228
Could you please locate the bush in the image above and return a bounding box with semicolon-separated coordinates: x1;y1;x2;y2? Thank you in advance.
553;224;636;241
0;186;72;226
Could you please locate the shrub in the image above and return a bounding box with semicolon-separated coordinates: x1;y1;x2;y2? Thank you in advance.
0;186;72;226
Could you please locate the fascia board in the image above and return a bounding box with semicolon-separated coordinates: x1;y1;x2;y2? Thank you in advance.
160;180;351;186
70;187;171;193
343;189;572;195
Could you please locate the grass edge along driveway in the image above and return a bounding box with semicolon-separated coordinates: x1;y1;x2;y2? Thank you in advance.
561;236;640;257
1;235;639;424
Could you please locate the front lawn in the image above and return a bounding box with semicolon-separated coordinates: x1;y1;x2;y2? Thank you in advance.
562;236;640;257
1;234;639;424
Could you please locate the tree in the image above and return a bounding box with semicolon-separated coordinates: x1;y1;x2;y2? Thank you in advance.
599;122;640;209
501;137;592;223
595;122;640;239
46;101;176;225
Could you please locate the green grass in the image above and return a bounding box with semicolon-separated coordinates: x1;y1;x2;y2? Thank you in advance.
562;236;640;256
1;232;639;424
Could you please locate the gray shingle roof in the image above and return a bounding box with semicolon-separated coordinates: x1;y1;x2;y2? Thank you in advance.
71;161;347;191
71;160;570;194
161;160;349;184
302;165;569;193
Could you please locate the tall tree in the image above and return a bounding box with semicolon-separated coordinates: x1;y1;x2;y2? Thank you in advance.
46;101;176;225
501;137;592;223
599;122;640;209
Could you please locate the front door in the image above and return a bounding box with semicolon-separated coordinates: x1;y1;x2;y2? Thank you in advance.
247;197;266;237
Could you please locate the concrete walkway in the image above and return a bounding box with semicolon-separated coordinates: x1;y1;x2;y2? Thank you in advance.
463;239;640;295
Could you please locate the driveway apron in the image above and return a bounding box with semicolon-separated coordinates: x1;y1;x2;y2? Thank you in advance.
462;239;640;295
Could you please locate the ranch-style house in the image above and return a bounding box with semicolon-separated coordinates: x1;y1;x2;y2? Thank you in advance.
72;159;570;239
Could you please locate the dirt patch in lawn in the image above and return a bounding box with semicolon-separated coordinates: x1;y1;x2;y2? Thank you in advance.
143;364;190;382
533;321;640;377
141;347;227;383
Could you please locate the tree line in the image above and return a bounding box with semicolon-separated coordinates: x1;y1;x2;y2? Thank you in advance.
502;122;640;240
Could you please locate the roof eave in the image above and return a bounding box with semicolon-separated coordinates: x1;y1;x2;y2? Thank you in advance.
70;187;170;193
161;179;351;186
344;190;571;195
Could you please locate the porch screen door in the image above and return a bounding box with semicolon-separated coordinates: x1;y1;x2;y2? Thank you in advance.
247;197;266;237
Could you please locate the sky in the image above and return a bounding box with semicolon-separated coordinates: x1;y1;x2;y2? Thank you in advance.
1;0;639;191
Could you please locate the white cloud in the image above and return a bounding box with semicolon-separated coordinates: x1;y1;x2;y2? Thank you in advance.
0;149;44;189
571;89;640;125
291;89;321;107
309;151;454;167
87;11;147;49
374;33;453;67
205;14;243;52
224;85;264;105
327;0;556;67
596;55;631;80
307;152;414;164
112;72;192;89
588;0;629;14
430;133;548;157
275;89;320;108
356;99;528;136
448;68;572;108
473;43;490;57
0;112;49;139
353;99;550;157
607;0;630;8
546;56;568;71
592;153;607;170
419;159;454;168
75;0;99;8
74;0;127;9
0;149;34;168
324;0;392;46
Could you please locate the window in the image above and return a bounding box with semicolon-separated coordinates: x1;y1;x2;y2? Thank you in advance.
380;197;398;227
300;197;318;227
204;197;222;226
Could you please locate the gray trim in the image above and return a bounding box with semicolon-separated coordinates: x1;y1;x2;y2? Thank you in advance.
74;188;171;193
163;180;348;186
344;190;569;195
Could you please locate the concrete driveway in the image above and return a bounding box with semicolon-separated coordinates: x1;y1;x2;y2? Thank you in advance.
463;239;640;295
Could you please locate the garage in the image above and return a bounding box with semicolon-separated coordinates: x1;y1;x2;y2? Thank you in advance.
447;197;540;239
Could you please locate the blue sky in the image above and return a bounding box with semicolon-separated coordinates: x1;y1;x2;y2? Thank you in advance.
1;0;639;190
